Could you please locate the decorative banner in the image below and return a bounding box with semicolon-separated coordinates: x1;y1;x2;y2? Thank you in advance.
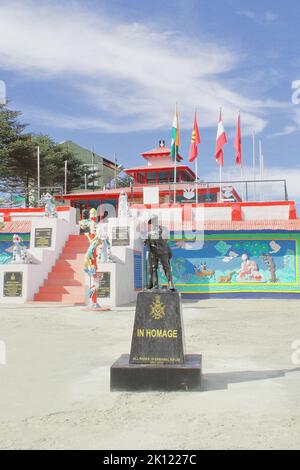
112;226;130;246
34;228;52;248
3;272;23;297
97;272;111;298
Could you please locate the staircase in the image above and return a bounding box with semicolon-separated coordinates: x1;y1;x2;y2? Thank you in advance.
34;234;89;304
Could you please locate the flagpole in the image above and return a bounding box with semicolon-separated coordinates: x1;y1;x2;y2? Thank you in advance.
195;108;199;204
240;163;244;201
259;140;261;201
92;146;95;192
252;131;256;201
173;153;177;203
37;145;40;204
259;139;264;201
219;107;222;202
217;106;225;203
238;111;244;201
173;104;178;204
260;140;264;180
64;160;68;194
219;163;222;202
195;156;198;204
261;141;264;201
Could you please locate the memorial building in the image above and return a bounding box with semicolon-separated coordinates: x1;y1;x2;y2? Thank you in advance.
58;140;240;219
0;139;299;304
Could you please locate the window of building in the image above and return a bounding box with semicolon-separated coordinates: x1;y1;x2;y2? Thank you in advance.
158;171;168;183
147;172;157;183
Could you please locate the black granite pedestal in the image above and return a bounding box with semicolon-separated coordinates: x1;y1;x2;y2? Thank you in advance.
111;353;202;391
130;290;184;365
110;290;202;391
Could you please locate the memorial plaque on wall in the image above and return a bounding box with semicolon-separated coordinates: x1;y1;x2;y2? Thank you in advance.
97;272;111;298
34;228;52;248
112;226;130;246
3;272;23;297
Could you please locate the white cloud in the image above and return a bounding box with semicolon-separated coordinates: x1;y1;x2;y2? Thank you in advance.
0;1;283;134
292;107;300;127
267;108;300;138
237;10;278;25
267;125;297;139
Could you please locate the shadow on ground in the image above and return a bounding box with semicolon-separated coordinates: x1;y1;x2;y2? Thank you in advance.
202;367;300;391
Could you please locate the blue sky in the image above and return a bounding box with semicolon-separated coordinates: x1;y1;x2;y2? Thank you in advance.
1;0;300;199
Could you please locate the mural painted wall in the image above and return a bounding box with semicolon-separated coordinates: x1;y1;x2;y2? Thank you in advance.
154;232;300;294
0;233;30;264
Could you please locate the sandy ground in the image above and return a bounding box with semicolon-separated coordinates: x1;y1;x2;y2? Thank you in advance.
0;298;300;450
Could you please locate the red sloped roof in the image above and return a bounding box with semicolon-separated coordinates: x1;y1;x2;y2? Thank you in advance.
125;164;194;173
141;146;170;156
191;219;300;231
141;146;183;162
0;221;32;233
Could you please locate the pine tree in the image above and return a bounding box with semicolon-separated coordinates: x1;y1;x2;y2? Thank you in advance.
0;103;87;205
0;103;27;148
0;102;35;204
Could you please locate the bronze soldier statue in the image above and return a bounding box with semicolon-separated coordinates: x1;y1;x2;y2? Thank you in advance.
144;217;175;291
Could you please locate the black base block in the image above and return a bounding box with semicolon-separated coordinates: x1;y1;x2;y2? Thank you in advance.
110;354;202;391
130;290;185;365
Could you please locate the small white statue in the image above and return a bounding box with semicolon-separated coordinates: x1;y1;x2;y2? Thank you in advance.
42;193;57;218
118;191;130;218
88;208;97;236
98;234;113;263
11;234;32;264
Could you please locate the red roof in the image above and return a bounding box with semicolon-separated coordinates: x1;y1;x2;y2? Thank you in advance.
191;219;300;231
141;146;183;162
139;219;300;232
0;221;32;233
125;164;195;175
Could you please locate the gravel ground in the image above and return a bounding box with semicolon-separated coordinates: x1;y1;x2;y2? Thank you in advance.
0;298;300;450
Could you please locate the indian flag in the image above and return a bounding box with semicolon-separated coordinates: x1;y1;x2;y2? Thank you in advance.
170;107;180;161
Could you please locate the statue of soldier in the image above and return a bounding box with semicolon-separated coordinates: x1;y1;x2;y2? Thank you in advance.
144;217;175;291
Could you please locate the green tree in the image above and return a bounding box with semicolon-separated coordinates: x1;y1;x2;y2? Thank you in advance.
0;103;88;205
5;139;38;205
0;102;27;148
0;102;36;204
30;135;87;193
115;174;133;188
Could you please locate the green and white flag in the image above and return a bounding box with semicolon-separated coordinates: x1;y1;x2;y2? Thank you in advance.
170;107;180;161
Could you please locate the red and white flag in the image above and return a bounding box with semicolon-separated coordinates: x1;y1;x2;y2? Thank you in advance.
215;110;227;166
189;112;200;162
234;112;242;166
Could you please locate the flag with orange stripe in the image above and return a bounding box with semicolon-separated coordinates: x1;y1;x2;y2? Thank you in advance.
189;112;200;162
